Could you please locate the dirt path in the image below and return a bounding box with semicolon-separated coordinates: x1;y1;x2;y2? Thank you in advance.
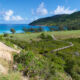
51;35;74;52
0;42;20;61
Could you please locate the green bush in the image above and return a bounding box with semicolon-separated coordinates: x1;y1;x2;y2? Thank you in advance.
71;64;80;80
14;51;50;78
3;33;9;37
39;33;46;39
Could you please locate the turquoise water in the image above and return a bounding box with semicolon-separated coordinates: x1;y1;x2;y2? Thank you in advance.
0;24;59;34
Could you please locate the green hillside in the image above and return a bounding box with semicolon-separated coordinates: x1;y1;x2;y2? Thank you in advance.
30;11;80;30
0;31;80;80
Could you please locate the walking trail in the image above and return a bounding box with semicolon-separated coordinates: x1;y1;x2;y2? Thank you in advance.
51;35;74;52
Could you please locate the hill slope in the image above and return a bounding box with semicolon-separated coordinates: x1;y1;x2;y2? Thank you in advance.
30;11;80;30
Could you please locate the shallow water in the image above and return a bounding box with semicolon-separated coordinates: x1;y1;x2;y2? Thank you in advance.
0;24;58;34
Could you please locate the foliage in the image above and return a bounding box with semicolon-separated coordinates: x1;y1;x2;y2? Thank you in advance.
14;51;50;79
10;28;16;34
3;33;9;37
0;72;22;80
30;11;80;30
1;32;80;80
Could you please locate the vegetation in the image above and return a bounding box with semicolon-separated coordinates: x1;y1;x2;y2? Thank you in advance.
3;33;9;37
0;30;80;80
30;11;80;30
10;28;16;34
22;27;43;33
8;30;80;41
11;36;80;80
0;72;22;80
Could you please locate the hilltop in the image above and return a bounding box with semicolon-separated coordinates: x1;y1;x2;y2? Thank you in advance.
30;11;80;30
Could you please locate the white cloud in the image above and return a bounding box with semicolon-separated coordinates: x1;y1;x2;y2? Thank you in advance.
51;6;77;15
5;10;13;16
3;10;24;21
4;10;13;21
4;16;10;21
12;16;24;21
32;2;48;16
36;2;48;15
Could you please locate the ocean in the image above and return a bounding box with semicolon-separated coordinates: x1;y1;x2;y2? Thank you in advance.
0;24;59;34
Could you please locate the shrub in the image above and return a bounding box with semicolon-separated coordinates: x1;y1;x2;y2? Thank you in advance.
71;64;80;80
14;51;50;78
39;33;46;39
0;72;22;80
3;33;9;37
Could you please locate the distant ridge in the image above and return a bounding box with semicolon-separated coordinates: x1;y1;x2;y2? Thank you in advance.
29;11;80;30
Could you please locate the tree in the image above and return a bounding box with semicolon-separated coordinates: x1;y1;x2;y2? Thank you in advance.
10;28;16;34
38;27;43;32
49;27;54;31
34;28;38;32
22;27;28;33
29;27;34;32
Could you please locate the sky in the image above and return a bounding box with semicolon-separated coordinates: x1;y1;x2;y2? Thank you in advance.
0;0;79;24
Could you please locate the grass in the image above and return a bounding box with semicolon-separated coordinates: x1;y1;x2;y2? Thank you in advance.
0;30;80;80
0;71;22;80
9;33;41;42
0;58;9;68
7;30;80;42
53;30;80;39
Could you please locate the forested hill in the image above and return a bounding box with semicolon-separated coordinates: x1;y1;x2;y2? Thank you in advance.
29;11;80;30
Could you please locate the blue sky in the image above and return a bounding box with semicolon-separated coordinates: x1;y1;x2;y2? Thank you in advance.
0;0;79;24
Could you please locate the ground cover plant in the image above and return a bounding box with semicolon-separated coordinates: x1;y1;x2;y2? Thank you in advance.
0;30;80;80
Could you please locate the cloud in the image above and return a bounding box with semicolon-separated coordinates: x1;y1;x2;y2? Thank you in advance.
51;6;77;15
36;2;48;15
4;10;13;21
11;16;24;21
3;10;24;21
32;2;48;16
5;10;13;16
